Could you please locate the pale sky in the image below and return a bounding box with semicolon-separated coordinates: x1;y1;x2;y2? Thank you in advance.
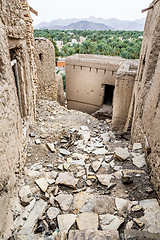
28;0;152;26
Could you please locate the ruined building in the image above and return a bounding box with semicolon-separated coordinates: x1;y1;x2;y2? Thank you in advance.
66;55;138;130
0;0;160;239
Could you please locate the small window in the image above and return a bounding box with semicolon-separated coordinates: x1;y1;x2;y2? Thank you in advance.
39;53;43;61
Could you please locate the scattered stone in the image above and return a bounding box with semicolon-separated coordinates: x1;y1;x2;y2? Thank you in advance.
68;230;119;240
72;153;89;160
67;158;73;162
56;172;77;189
122;171;133;184
80;126;89;131
78;130;90;142
132;154;146;168
57;214;77;231
101;133;110;144
99;214;124;230
77;169;85;177
14;198;36;230
114;147;130;161
58;164;64;171
109;160;115;168
46;163;53;168
34;219;48;234
47;207;60;220
72;159;85;166
91;161;101;172
107;182;116;190
132;204;143;212
77;212;98;230
133;143;143;151
50;171;58;179
133;218;144;228
139;199;160;233
63;163;70;171
115;198;132;213
114;166;122;171
40;134;48;139
146;187;153;194
87;175;96;180
105;155;113;162
91;142;104;148
20;196;30;206
97;174;112;186
18;199;47;235
93;148;108;155
35;139;41;145
86;180;92;186
59;148;71;156
126;220;134;229
61;139;68;143
29;132;36;137
46;178;55;185
35;178;49;192
55;193;73;211
19;185;32;205
46;143;56;152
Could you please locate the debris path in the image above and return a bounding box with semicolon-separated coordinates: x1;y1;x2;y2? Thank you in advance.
13;100;160;240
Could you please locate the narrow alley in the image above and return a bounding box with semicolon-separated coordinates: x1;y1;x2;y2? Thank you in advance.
13;100;160;240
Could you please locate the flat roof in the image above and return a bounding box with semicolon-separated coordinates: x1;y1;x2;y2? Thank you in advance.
66;54;125;71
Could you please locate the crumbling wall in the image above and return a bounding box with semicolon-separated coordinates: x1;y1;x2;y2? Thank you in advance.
131;0;160;199
112;60;138;130
35;38;57;101
0;0;36;238
56;74;66;106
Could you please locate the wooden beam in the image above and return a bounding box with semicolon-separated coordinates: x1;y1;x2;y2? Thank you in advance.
142;0;159;13
141;6;153;13
29;6;38;16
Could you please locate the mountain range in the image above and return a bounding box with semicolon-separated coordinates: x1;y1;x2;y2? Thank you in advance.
35;16;145;31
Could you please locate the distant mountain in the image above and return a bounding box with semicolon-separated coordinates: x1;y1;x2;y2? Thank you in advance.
64;21;113;30
35;17;146;31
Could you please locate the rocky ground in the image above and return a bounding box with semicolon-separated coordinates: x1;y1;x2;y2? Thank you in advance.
11;100;160;240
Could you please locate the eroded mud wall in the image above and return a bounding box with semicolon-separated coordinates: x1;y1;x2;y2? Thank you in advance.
35;38;57;101
0;0;36;238
131;0;160;198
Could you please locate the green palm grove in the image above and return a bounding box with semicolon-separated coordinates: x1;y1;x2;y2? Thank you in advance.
34;29;143;60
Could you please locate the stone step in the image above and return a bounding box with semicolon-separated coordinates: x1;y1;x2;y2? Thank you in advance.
124;229;160;240
68;230;119;240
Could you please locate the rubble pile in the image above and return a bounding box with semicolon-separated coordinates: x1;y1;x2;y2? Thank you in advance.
12;100;160;240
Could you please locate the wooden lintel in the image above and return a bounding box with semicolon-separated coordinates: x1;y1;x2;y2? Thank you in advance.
29;6;38;16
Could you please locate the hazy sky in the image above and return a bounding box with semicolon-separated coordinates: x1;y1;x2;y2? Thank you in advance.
28;0;152;26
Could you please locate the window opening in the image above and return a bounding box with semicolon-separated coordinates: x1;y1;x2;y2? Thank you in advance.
11;59;23;117
39;53;42;61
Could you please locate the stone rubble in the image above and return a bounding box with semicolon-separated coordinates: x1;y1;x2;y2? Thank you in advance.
13;100;160;240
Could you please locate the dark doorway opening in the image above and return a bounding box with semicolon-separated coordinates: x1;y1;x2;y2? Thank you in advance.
104;84;115;105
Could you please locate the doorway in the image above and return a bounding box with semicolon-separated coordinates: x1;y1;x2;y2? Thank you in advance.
103;84;115;105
